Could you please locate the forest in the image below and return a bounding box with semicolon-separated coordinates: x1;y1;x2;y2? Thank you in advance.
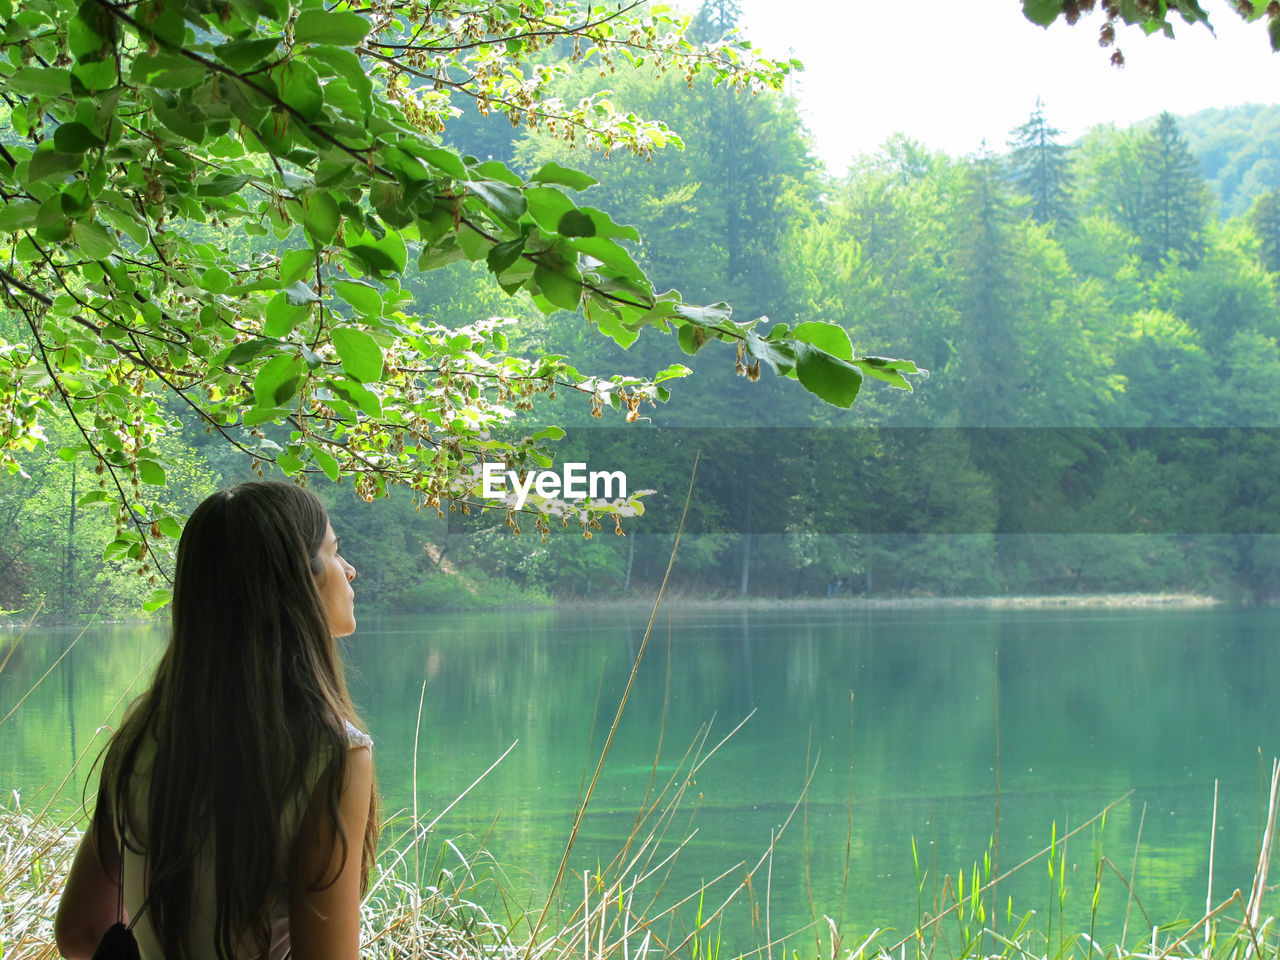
7;1;1280;618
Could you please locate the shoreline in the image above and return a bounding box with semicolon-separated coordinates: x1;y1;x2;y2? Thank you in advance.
0;592;1226;629
555;591;1222;610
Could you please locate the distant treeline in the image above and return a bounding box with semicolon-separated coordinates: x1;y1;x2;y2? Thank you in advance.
8;14;1280;615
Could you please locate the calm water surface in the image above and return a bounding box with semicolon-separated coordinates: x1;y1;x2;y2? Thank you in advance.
3;605;1278;952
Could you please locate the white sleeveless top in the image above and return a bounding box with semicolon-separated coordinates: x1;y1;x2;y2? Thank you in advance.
116;721;372;960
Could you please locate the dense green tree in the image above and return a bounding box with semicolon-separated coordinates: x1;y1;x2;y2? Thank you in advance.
1006;98;1073;226
0;413;218;618
948;150;1027;425
1136;112;1212;265
785;140;953;426
1112;309;1218;426
1248;187;1280;275
1072;125;1148;242
1147;223;1279;346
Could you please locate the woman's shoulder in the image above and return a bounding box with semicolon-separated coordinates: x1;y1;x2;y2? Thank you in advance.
343;719;372;751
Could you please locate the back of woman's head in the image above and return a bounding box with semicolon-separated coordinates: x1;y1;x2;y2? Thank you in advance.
98;481;368;960
167;481;338;708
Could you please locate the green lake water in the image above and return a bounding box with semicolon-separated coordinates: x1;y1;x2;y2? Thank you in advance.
3;604;1279;953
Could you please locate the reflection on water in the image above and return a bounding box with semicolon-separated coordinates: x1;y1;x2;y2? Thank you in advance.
3;606;1276;951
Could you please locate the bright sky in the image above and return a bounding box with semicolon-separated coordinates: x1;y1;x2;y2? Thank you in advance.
732;0;1280;172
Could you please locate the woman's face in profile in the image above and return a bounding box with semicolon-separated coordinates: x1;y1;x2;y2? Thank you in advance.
315;523;357;637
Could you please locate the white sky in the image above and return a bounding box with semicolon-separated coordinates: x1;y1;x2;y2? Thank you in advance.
732;0;1280;171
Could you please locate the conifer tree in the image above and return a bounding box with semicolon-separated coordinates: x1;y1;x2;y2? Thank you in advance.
689;0;745;43
1249;188;1280;276
1137;112;1212;265
952;148;1024;425
1007;98;1073;225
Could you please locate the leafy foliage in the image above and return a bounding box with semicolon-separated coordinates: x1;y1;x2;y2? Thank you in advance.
1020;0;1280;63
0;0;913;595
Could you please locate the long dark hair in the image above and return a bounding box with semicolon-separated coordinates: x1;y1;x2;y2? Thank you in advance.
94;481;379;959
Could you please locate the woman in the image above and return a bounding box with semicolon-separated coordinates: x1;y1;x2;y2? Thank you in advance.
55;481;379;960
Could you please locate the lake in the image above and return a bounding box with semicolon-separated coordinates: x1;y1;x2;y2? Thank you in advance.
3;604;1277;954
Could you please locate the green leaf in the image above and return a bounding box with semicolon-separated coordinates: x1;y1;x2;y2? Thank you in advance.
214;36;281;72
469;180;527;221
593;308;640;348
309;45;372;118
0;202;40;232
1021;0;1062;26
142;588;173;612
200;267;231;293
69;1;114;64
533;264;582;311
580;206;640;242
862;355;919;374
276;59;323;120
557;209;596;238
96;203;148;245
677;323;708;355
243;405;286;427
329;377;382;417
792;321;853;361
673;302;732;327
72;220;118;259
418;237;463;270
253;352;305;406
487;237;525;274
795;342;862;407
226;338;282;367
8;66;71;97
301;188;340;244
72;59;117;93
103;537;135;562
77;489;111;506
53;121;105;154
349;227;406;272
137;459;166;485
311;443;339;481
28;142;82;183
419;147;469;180
346;245;397;275
524;186;578;233
277;450;305;475
334;280;382;317
531;162;598;191
573;236;644;278
655;363;692;383
280;248;314;285
470;160;524;186
855;356;919;390
130;52;208;89
331;327;383;382
744;329;797;375
264;292;307;337
294;9;371;45
199;173;253;197
284;280;319;306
